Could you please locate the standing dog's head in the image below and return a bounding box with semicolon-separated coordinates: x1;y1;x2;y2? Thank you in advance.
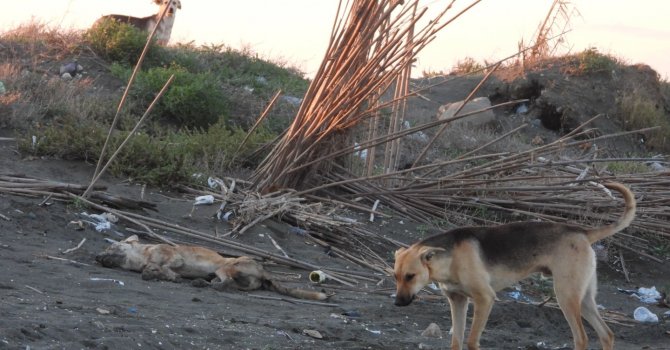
95;235;146;270
154;0;182;16
393;245;446;306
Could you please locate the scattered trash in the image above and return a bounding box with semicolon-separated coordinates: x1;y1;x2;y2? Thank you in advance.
0;81;5;95
633;306;658;323
31;135;37;149
353;142;368;160
80;212;115;232
103;238;118;244
288;226;308;236
663;310;670;319
218;210;234;222
619;286;662;304
194;195;215;205
421;323;442;338
515;103;529;114
302;329;323;339
89;277;125;286
342;310;361;318
365;327;381;335
96;307;111;315
648;161;668;172
127;306;138;314
427;282;439;291
506;286;533;302
309;270;327;283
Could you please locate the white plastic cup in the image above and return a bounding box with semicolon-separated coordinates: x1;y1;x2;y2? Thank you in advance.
633;306;659;323
309;270;327;283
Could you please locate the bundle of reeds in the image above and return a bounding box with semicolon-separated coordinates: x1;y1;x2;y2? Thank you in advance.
251;0;479;192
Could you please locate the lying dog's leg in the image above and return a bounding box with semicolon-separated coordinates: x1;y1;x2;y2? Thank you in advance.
445;291;468;350
581;273;614;350
141;263;180;281
466;288;495;350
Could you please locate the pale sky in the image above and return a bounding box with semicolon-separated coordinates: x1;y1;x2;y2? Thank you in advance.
1;1;669;79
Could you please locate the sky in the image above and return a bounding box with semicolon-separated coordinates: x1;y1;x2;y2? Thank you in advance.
1;0;669;79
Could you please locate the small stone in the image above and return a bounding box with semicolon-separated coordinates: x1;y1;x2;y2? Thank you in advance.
421;323;442;338
302;329;323;339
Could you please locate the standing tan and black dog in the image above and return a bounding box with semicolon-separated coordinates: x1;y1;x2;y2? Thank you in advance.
96;235;328;301
94;0;182;45
394;182;636;350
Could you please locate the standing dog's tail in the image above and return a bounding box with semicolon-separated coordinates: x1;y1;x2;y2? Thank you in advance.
262;279;329;301
586;182;636;243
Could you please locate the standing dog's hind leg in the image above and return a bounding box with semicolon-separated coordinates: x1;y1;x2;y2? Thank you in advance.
581;273;614;350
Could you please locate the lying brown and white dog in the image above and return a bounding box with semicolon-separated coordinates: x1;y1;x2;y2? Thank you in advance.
96;235;328;301
94;0;182;45
394;182;636;350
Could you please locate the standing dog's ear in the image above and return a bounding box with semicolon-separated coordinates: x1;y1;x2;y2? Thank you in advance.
419;247;445;264
394;247;407;259
123;235;140;244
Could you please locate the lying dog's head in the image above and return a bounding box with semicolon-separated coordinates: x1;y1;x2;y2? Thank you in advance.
95;235;145;271
393;245;446;306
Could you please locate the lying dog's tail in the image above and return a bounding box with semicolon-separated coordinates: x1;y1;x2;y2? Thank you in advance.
586;182;636;243
262;279;328;301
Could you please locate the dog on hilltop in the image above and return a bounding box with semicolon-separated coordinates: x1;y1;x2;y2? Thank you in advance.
93;0;182;45
393;182;636;350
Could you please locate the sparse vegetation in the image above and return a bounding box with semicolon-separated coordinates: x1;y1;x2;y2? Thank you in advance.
618;92;669;150
450;57;485;75
605;161;649;175
577;48;617;74
1;21;308;186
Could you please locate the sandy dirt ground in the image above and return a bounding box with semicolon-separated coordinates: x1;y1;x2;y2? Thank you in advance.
1;135;670;350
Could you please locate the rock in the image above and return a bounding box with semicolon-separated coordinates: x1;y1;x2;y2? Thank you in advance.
61;73;73;80
436;97;495;128
303;329;323;339
421;322;443;338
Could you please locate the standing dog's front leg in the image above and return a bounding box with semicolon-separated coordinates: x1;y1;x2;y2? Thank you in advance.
466;288;495;350
446;291;468;350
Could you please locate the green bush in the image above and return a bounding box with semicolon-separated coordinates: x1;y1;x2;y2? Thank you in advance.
85;19;162;65
578;48;616;74
112;63;228;129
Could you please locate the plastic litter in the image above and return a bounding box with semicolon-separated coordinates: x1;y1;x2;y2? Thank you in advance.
633;306;658;323
619;286;662;304
81;212;114;232
515;103;529;114
309;270;327;283
288;226;307;236
194;195;214;205
90;277;125;286
0;81;5;95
